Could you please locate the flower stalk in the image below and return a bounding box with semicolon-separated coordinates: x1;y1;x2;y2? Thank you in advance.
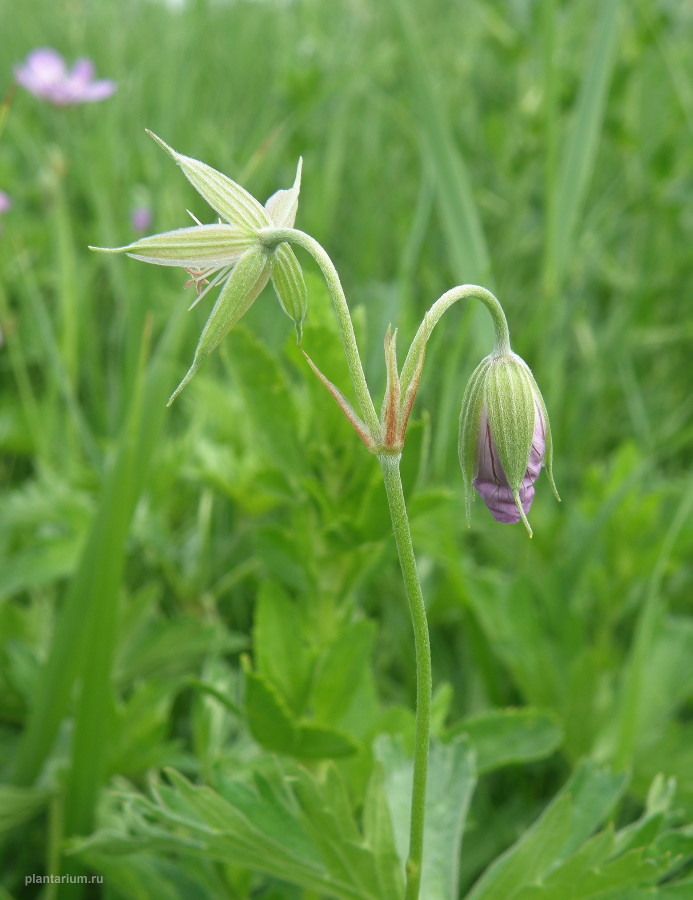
259;226;381;441
378;452;432;900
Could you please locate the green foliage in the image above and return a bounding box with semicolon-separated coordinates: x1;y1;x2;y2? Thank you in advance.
447;709;563;775
72;762;405;900
376;735;477;900
1;0;692;896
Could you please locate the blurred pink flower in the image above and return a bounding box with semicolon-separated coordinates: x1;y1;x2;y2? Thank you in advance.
0;191;11;214
14;48;116;106
131;205;152;233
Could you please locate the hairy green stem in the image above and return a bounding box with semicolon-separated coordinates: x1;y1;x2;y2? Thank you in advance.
259;227;381;440
400;284;510;396
379;452;432;900
263;226;433;896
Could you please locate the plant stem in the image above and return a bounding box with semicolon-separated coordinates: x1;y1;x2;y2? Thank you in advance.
400;284;511;397
259;227;381;440
379;452;432;900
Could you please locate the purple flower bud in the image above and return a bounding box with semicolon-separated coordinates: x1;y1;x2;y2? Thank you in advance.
459;350;559;536
473;401;545;524
14;48;116;106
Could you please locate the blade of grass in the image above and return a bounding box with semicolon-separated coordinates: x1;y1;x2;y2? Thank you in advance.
10;234;100;469
613;476;693;770
11;305;185;793
541;0;559;241
0;282;47;460
542;0;621;295
389;0;491;287
61;313;153;840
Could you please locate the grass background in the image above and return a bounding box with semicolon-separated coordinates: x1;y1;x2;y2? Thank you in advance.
1;0;692;897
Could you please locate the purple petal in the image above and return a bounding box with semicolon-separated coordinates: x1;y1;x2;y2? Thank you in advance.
18;48;66;81
473;401;545;524
70;58;95;82
0;191;11;214
63;77;116;104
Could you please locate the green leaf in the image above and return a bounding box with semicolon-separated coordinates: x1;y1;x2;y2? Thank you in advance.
448;708;563;774
515;836;671;900
376;734;477;900
11;306;188;846
243;658;355;760
363;763;406;899
293;723;358;760
0;784;51;836
77;762;404;900
253;580;312;715
116;611;246;686
69;847;224;899
464;794;573;900
242;658;297;754
224;327;304;476
557;761;630;861
0;540;82;600
312;621;377;726
660;879;693;898
464;761;631;900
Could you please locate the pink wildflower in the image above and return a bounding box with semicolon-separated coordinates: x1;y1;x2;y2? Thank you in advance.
131;205;152;234
14;48;116;106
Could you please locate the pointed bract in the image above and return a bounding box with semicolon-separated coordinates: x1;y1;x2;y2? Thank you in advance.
301;349;378;452
381;326;401;450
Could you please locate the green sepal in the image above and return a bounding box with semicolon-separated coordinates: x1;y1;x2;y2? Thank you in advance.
533;380;560;501
270;243;307;343
458;356;492;524
146;130;271;233
484;356;536;491
90;223;255;267
264;157;302;229
167;245;271;405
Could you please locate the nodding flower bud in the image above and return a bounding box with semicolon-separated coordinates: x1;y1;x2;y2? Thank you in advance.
458;350;559;537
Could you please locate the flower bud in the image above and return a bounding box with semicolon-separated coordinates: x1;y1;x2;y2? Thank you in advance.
458;350;558;536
